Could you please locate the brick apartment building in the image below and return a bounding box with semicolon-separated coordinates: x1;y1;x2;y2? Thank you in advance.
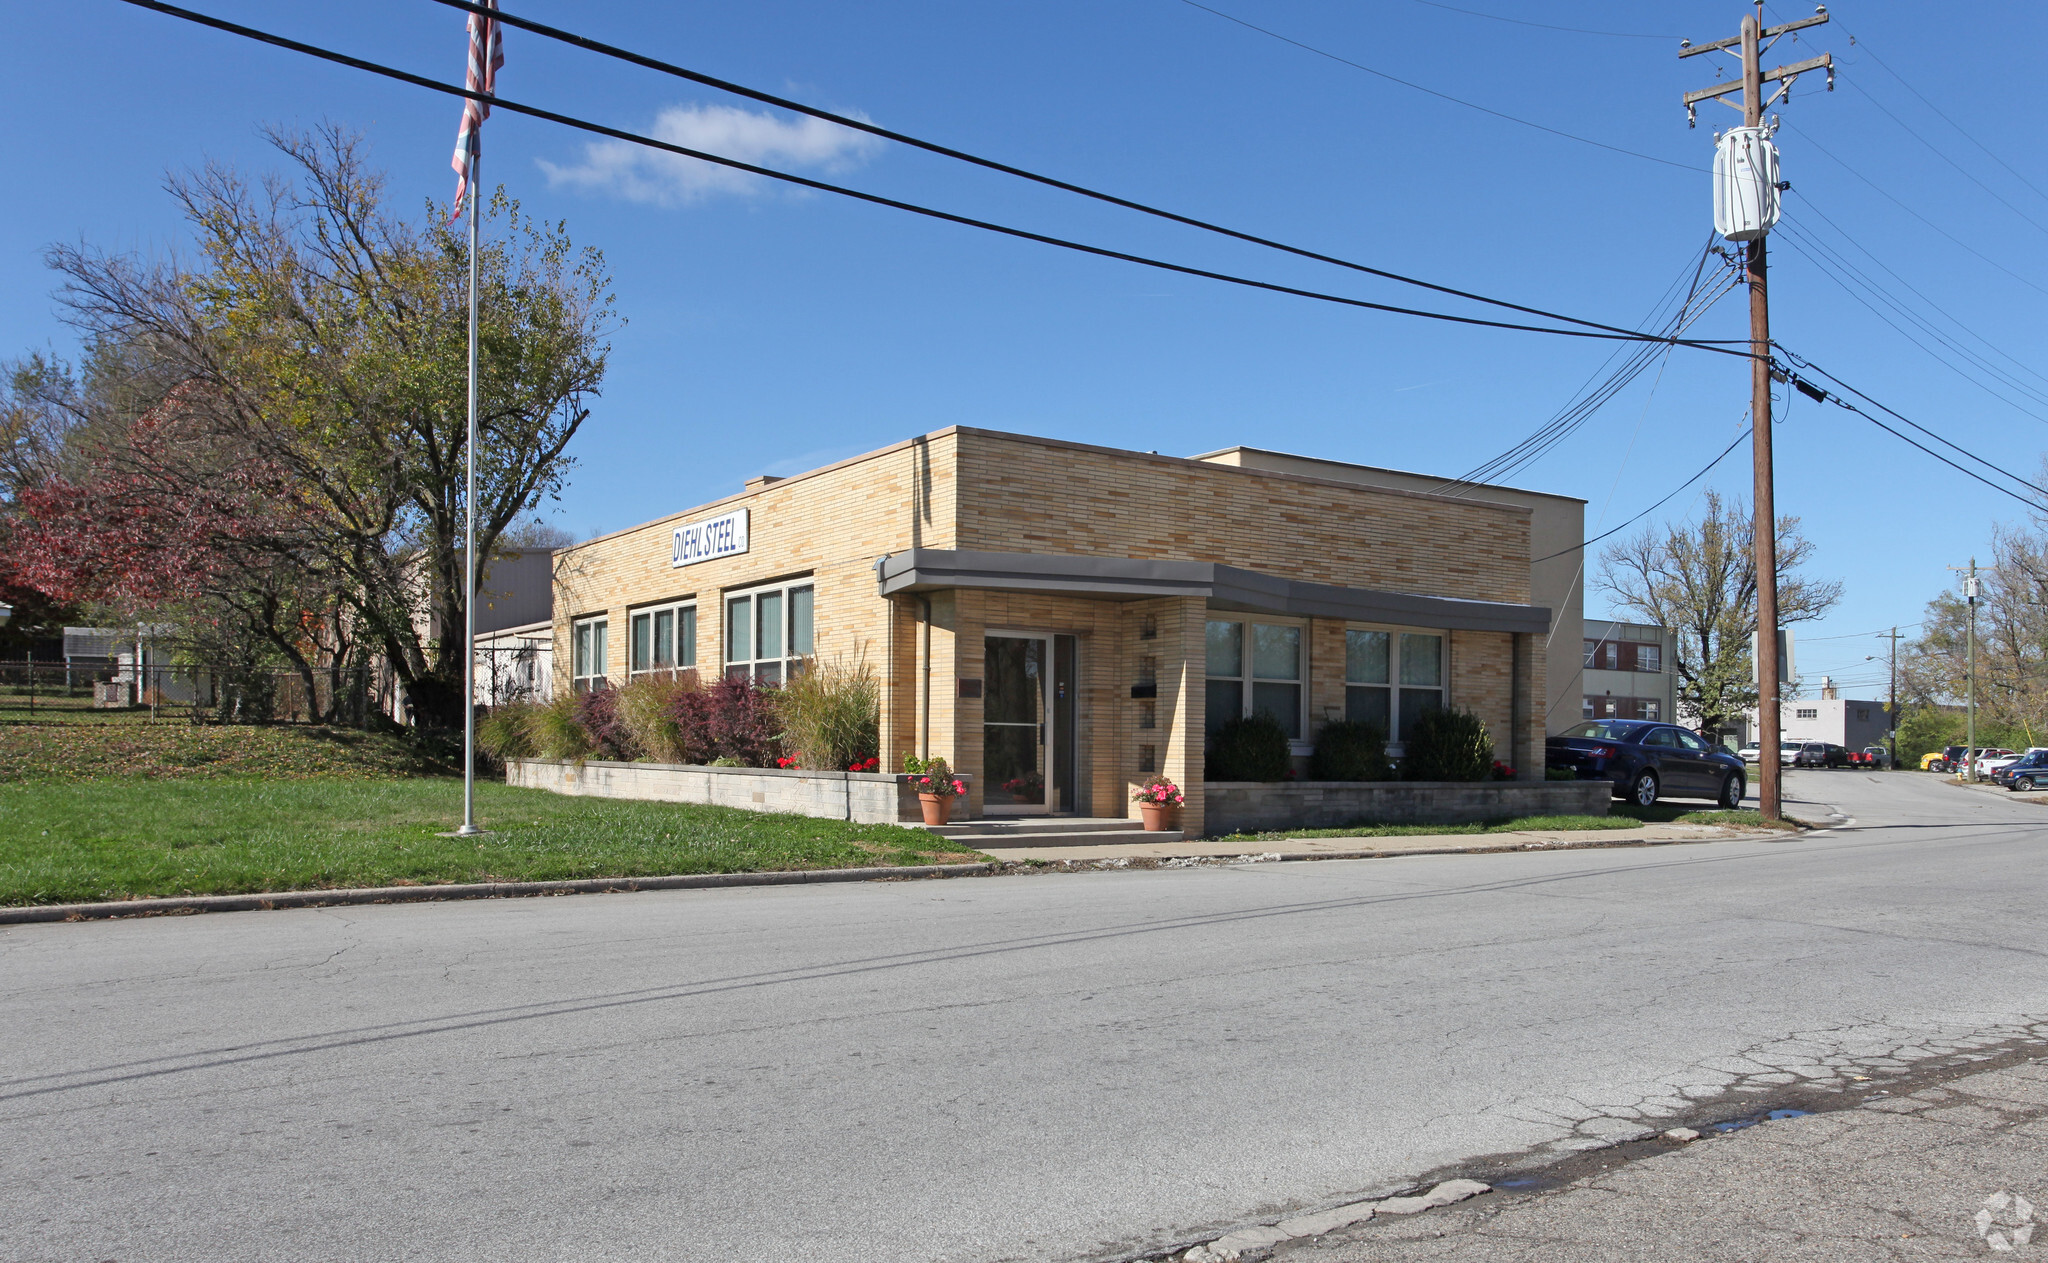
550;428;1559;837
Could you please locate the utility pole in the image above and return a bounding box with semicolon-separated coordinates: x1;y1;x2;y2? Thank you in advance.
1884;625;1898;772
1680;3;1833;820
1948;561;1980;780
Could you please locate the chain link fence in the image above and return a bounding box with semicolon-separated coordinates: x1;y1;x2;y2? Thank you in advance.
0;645;549;724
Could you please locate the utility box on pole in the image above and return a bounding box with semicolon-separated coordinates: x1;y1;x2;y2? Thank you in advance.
1713;126;1782;241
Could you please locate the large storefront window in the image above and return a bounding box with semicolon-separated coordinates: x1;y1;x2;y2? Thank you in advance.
629;602;697;676
571;616;608;693
1345;628;1444;743
724;581;814;683
1205;618;1303;739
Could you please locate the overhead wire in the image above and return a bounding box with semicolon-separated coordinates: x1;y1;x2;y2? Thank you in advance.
1437;240;1742;493
419;0;1712;343
1774;351;2048;508
1773;219;2048;423
1840;77;2048;242
1787;191;2048;396
1530;425;1754;565
116;0;1757;355
1785;122;2048;299
1173;0;1704;172
1405;0;1677;41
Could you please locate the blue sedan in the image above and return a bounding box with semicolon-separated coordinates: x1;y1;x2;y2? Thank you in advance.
1547;721;1748;809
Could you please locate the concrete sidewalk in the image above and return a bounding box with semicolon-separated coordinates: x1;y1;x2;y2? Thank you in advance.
1268;1055;2048;1262
979;821;1785;864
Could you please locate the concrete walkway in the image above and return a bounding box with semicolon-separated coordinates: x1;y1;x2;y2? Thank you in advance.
978;821;1785;863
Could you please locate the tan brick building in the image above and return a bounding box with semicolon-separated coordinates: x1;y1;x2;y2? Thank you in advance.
551;428;1557;837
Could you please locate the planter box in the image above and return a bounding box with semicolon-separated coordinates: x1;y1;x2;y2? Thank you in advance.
1204;779;1612;836
504;758;972;826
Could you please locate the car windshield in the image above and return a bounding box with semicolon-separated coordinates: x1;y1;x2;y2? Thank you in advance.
1558;722;1643;741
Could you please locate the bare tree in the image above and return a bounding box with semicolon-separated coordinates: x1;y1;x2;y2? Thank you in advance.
1597;489;1842;733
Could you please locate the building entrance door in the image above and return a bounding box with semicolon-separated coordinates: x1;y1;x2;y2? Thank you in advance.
983;633;1051;813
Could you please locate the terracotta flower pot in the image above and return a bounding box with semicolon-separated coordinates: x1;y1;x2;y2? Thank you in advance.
1139;802;1177;832
919;792;954;826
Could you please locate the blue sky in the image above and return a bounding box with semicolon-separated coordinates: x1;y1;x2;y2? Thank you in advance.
6;1;2043;696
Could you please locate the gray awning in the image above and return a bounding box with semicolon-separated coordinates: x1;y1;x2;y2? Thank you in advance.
875;549;1549;635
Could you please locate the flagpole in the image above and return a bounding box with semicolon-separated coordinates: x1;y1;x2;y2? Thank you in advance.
456;139;483;838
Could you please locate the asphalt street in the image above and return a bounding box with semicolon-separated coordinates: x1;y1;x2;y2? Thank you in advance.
5;770;2046;1263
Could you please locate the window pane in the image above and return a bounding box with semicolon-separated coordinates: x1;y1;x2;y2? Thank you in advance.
1639;645;1661;673
1205;679;1243;737
573;623;589;678
592;621;606;675
1253;682;1301;739
1397;688;1441;742
754;661;783;686
678;607;697;667
789;586;814;656
1346;629;1389;684
1400;634;1443;686
1345;684;1391;732
727;597;751;663
1252;624;1300;681
631;614;651;673
757;591;784;661
653;610;674;667
1205;620;1243;679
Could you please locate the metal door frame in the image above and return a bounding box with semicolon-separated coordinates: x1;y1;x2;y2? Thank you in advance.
983;630;1054;816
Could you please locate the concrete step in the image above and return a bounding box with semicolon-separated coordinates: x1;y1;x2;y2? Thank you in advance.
924;816;1187;846
925;816;1148;838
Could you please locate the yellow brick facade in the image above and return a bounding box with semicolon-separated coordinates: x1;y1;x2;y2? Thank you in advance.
551;428;1548;836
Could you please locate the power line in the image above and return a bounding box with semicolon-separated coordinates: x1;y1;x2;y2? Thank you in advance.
1175;0;1704;172
1787;190;2048;396
1532;425;1753;565
1774;221;2048;423
115;0;1756;355
1406;0;1677;41
1786;122;2048;299
419;0;1699;343
1776;354;2047;508
1841;76;2048;241
1836;24;2048;208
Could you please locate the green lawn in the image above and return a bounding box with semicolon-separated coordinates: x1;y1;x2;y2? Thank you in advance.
0;715;457;779
0;777;986;907
1211;804;1776;844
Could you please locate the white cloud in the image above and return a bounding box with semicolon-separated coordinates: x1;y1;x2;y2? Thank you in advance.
537;103;883;206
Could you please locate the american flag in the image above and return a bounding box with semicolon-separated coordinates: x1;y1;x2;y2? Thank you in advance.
449;0;504;221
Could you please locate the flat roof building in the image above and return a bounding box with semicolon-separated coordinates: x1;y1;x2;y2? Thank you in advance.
550;428;1561;837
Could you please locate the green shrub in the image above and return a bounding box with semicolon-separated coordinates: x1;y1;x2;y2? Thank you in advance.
527;693;593;761
1309;720;1392;781
778;655;880;770
1546;764;1579;781
477;703;538;760
1401;708;1493;782
613;671;699;763
1207;712;1293;782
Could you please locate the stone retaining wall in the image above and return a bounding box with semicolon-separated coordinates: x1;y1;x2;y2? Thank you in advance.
1204;779;1612;836
505;759;972;826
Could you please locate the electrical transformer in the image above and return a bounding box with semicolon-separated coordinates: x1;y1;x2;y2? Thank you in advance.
1712;125;1782;242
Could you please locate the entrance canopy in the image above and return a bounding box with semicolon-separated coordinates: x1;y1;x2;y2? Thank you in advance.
875;548;1549;635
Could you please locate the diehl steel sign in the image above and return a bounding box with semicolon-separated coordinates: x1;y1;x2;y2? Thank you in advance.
671;508;749;568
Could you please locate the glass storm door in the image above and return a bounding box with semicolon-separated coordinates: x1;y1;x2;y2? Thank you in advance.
983;634;1050;813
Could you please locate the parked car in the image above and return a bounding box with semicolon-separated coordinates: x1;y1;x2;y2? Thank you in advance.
1779;740;1806;767
1970;748;2019;778
1847;748;1877;768
1822;743;1851;767
1997;749;2048;791
1737;742;1763;764
1990;749;2048;786
1859;746;1891;769
1922;745;1968;773
1791;741;1830;768
1547;720;1748;809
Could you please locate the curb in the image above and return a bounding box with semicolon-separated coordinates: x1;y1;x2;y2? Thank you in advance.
0;863;997;925
0;826;1794;927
